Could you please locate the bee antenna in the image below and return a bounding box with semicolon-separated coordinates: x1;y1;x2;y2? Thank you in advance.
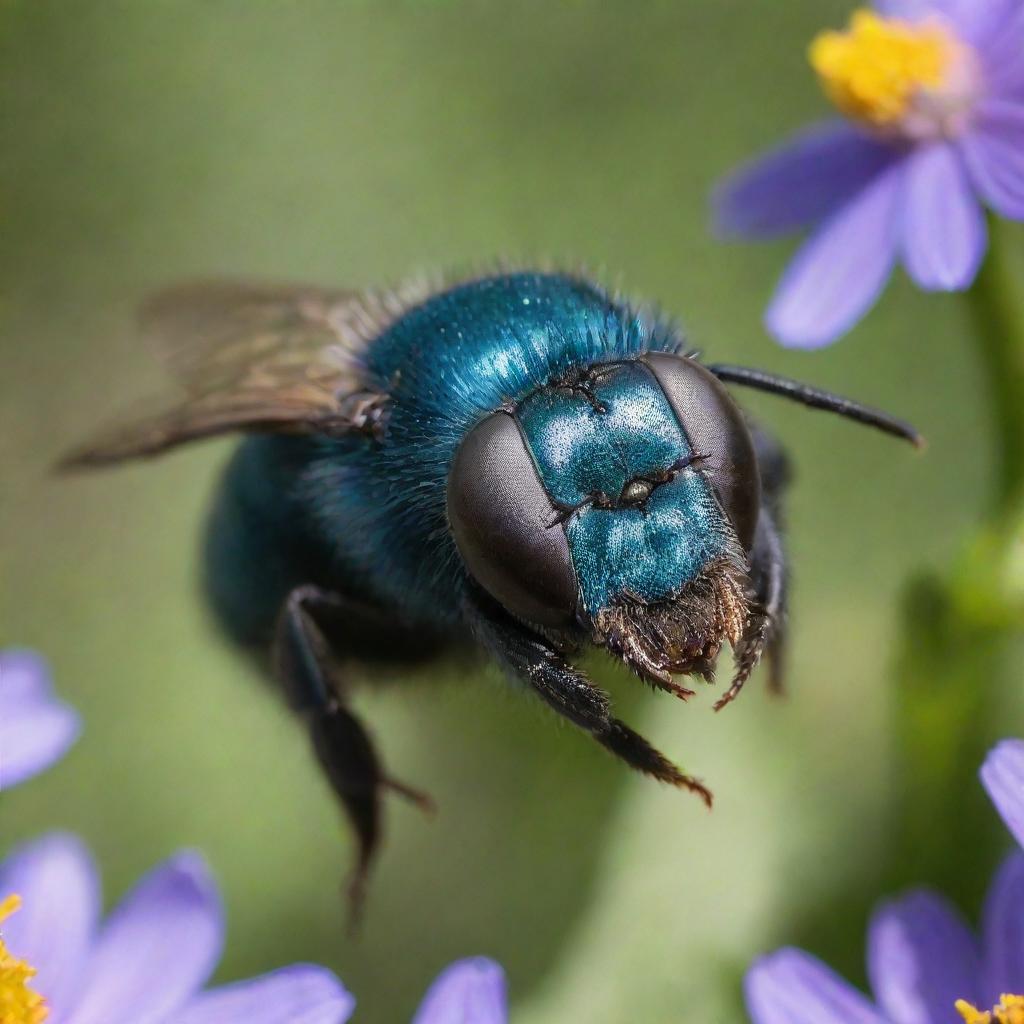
706;363;925;449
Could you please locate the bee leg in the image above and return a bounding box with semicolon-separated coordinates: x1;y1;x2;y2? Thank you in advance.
750;424;790;696
714;423;792;706
755;509;788;696
274;584;430;920
464;594;712;807
716;509;788;710
750;422;793;507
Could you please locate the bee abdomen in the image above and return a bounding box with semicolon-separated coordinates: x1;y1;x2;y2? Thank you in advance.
203;436;330;647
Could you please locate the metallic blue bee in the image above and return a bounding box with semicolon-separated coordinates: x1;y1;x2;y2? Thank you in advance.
63;270;921;907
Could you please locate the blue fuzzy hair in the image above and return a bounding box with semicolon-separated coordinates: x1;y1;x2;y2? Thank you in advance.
297;270;686;625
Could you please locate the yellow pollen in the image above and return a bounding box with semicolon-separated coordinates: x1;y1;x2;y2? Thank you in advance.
956;994;1024;1024
809;9;958;127
0;895;48;1024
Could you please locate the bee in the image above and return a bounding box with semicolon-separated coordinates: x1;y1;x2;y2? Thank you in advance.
61;269;921;909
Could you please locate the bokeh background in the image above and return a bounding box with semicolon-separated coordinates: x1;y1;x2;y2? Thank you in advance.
2;2;1021;1021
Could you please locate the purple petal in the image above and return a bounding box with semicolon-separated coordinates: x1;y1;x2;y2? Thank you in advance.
982;852;1024;1001
873;1;938;20
941;0;1012;37
961;100;1024;219
977;7;1024;95
1;649;80;789
981;739;1024;847
765;161;904;348
1;650;53;703
66;853;223;1024
714;122;895;239
412;958;507;1024
0;833;99;1018
174;966;355;1024
873;0;1016;43
931;0;1019;42
901;144;986;290
867;890;983;1024
745;948;887;1024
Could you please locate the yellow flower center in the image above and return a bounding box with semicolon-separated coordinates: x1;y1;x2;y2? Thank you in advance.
0;895;47;1024
809;9;977;137
957;994;1024;1024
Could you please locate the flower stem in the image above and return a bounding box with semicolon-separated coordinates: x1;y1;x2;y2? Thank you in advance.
967;219;1024;516
886;218;1024;908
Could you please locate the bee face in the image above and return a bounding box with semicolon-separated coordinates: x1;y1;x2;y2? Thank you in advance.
447;353;761;677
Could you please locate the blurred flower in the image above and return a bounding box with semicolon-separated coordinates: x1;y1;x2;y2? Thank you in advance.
0;833;353;1024
745;854;1024;1024
714;1;1024;348
412;957;507;1024
745;738;1024;1023
1;650;79;790
982;739;1024;849
0;830;505;1024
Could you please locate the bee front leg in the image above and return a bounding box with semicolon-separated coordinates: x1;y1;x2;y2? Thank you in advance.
464;594;712;807
713;424;791;711
746;425;790;696
751;509;788;695
274;584;432;919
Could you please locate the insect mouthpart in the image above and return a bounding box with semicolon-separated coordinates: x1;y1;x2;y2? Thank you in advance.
594;553;753;694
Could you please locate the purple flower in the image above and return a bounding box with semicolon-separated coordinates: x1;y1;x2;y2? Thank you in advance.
0;831;506;1023
0;833;354;1024
412;957;507;1024
1;650;79;790
714;1;1024;348
744;739;1024;1024
745;860;1024;1024
982;739;1024;849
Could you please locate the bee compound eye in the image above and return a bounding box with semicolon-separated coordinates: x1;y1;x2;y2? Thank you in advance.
643;352;760;551
447;411;579;627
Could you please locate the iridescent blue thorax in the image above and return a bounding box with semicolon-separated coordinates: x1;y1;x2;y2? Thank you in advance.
516;362;730;614
288;273;686;621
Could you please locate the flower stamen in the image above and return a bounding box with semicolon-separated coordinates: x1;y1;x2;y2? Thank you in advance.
0;894;48;1024
956;994;1024;1024
809;8;979;139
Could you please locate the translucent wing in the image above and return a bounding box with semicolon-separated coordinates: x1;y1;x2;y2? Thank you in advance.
59;278;433;468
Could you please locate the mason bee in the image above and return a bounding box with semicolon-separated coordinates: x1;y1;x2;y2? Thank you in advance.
62;269;921;908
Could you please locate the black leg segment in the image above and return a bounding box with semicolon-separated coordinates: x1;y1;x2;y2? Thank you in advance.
752;508;788;695
714;426;790;710
465;594;712;806
274;584;432;919
714;508;788;710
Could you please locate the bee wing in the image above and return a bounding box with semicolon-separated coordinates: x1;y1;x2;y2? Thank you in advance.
59;278;433;468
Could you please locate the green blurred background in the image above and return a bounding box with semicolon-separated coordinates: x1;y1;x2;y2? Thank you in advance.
1;2;1019;1021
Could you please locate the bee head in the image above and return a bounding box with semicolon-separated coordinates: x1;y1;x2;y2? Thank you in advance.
447;354;761;685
